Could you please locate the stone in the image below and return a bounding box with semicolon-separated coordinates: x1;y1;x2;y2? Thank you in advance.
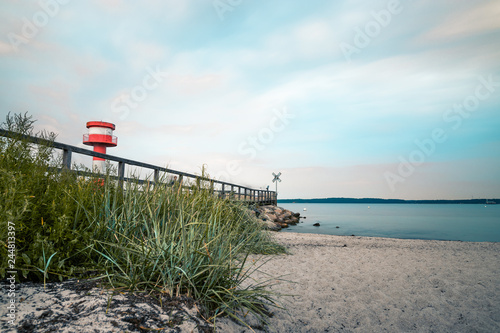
267;213;277;222
252;205;301;231
260;213;270;221
313;223;320;227
263;220;281;231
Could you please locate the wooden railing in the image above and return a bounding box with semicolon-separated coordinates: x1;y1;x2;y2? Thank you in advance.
0;129;277;206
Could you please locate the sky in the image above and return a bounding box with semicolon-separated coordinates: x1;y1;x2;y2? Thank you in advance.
1;0;499;200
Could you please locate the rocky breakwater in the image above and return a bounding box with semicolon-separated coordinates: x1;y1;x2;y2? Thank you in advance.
250;205;301;231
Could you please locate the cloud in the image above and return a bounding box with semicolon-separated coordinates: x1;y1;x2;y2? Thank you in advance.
0;41;13;54
1;0;499;200
419;1;500;43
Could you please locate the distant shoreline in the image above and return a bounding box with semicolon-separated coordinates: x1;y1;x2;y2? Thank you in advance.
278;198;499;204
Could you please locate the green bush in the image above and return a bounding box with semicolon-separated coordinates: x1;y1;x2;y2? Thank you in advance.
0;113;100;280
0;112;286;325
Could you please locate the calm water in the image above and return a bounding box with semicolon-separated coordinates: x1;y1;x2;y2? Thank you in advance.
279;203;500;242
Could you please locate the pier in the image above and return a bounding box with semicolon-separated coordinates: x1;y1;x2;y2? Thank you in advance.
0;129;277;206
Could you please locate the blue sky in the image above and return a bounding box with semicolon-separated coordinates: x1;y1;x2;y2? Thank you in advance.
1;0;499;200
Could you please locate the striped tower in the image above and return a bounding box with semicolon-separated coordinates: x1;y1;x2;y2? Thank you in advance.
83;121;117;173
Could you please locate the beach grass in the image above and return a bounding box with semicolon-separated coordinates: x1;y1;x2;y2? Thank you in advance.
0;112;286;326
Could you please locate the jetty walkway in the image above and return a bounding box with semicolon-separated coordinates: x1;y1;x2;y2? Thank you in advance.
0;129;277;206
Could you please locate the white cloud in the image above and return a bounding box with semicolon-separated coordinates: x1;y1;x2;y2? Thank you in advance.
419;1;500;43
0;41;13;54
1;0;499;200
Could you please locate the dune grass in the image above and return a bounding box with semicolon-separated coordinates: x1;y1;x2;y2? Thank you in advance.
0;113;286;326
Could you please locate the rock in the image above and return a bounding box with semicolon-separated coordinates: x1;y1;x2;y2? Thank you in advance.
336;226;340;229
251;205;300;231
313;223;320;227
260;213;271;221
262;206;274;214
266;213;277;221
263;220;281;231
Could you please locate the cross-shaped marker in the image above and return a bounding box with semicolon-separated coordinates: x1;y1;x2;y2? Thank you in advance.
272;172;281;183
272;172;281;195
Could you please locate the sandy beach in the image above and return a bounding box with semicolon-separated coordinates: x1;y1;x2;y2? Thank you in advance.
217;232;500;332
2;232;500;332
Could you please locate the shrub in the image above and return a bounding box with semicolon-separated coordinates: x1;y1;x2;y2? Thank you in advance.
0;112;286;326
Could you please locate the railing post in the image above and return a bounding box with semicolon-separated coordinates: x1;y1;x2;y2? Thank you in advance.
118;161;125;189
154;169;159;185
62;148;72;170
221;183;225;199
238;187;241;201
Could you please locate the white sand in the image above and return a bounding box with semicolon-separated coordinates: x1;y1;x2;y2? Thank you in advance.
0;279;206;332
3;233;500;332
218;232;500;332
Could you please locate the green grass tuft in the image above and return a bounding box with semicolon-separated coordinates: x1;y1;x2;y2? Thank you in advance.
0;112;287;326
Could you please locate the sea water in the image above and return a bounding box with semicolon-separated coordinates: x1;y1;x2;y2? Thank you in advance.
279;203;500;242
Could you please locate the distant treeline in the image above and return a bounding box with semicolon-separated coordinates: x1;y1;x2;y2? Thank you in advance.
278;198;499;204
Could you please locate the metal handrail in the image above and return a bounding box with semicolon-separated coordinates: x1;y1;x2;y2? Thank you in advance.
0;129;277;205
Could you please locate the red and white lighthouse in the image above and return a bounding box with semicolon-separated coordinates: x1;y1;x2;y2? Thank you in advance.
83;121;117;173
